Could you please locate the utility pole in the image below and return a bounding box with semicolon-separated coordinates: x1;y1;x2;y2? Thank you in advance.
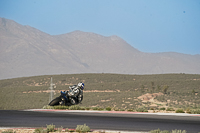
49;77;55;103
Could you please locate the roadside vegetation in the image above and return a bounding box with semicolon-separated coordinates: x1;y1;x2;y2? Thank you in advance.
0;73;200;113
150;129;187;133
1;124;91;133
0;124;194;133
42;105;200;114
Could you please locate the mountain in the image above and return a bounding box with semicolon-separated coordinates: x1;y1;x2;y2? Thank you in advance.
0;17;200;80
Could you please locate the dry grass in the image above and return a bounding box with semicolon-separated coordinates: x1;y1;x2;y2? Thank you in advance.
0;73;200;110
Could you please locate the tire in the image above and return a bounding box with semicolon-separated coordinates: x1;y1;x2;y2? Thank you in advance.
49;97;61;106
70;97;77;105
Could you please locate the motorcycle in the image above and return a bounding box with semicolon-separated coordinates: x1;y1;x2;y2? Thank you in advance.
49;89;83;106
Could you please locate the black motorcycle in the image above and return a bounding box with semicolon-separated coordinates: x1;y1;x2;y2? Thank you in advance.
49;90;82;106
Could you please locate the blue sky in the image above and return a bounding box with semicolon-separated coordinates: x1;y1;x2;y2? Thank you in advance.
0;0;200;55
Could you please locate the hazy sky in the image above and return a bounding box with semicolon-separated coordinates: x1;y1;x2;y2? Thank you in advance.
0;0;200;55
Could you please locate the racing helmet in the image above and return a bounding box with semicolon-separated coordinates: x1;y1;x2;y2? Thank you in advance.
78;82;84;90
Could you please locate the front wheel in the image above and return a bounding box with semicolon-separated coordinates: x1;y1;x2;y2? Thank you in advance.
49;97;61;106
70;97;77;105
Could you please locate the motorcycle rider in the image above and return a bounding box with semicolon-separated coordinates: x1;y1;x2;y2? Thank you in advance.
67;82;84;103
49;82;85;106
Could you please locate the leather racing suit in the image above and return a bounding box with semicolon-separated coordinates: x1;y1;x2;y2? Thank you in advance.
67;85;83;103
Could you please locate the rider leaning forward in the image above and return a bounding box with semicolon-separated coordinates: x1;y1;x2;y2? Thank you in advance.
65;82;84;103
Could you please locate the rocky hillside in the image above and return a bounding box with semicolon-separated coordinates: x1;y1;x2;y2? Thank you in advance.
0;17;200;79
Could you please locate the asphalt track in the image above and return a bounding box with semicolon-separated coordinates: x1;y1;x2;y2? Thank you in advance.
0;110;200;133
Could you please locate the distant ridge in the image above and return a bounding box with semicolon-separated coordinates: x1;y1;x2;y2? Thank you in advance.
0;17;200;79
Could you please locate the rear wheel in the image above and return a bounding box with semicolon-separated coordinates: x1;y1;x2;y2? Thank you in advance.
49;97;61;106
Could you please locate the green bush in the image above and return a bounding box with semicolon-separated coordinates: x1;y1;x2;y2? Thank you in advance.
69;105;81;110
65;128;69;132
46;124;55;133
160;130;170;133
172;129;187;133
97;107;104;111
34;128;47;133
69;129;75;132
2;130;16;133
150;129;187;133
136;107;148;112
80;107;86;110
150;107;154;110
166;108;175;111
106;107;112;111
86;107;91;110
190;109;200;114
91;107;104;110
185;108;191;114
113;108;119;111
76;124;90;132
57;126;63;132
54;105;69;110
43;105;69;110
34;128;41;133
160;107;166;110
127;109;133;112
92;107;98;110
42;105;54;109
176;109;185;113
